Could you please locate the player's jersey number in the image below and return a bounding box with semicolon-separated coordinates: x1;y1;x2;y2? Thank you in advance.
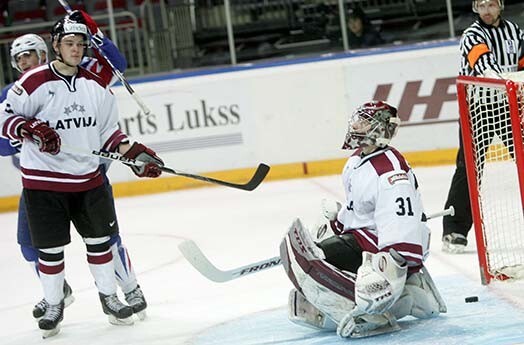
395;197;414;216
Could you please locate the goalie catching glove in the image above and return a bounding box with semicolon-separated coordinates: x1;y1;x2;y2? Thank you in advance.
123;142;164;178
354;250;407;315
311;198;342;242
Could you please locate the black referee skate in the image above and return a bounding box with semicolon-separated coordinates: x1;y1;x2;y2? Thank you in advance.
99;293;134;325
125;285;147;320
442;233;468;254
38;301;64;339
33;280;75;319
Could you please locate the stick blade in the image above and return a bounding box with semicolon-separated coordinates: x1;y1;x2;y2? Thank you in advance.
242;163;270;191
178;240;230;282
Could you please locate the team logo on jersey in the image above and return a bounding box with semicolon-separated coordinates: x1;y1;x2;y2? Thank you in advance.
506;40;516;54
11;85;23;96
388;172;408;185
63;102;86;116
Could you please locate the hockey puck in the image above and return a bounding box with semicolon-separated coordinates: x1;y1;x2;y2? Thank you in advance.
465;296;479;303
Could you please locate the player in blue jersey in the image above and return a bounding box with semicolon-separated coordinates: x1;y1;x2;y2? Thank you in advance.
0;10;147;325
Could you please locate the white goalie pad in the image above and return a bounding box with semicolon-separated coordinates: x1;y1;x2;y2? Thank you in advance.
355;250;407;315
389;266;447;320
288;289;337;331
280;218;356;323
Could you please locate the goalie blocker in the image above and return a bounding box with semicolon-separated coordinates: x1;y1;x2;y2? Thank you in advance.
280;218;446;338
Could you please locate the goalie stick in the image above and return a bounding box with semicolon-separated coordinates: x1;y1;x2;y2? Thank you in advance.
60;144;270;191
58;0;154;116
178;207;455;282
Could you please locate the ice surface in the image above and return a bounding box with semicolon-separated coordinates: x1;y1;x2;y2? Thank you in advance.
1;165;524;345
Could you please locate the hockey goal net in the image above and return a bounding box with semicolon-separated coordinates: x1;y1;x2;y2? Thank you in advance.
457;74;524;285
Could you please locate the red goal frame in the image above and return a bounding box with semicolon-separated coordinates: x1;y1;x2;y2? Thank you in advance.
456;75;524;284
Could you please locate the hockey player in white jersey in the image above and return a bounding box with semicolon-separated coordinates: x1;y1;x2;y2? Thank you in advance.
3;11;148;325
280;101;446;338
0;13;164;338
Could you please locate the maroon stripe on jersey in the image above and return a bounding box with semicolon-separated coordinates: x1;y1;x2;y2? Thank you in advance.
2;116;25;139
20;68;58;96
22;174;104;192
103;130;128;152
87;251;113;265
21;167;101;180
77;67;107;89
350;229;379;253
381;242;423;258
369;153;394;176
389;147;410;172
39;262;65;275
380;243;423;266
290;243;355;300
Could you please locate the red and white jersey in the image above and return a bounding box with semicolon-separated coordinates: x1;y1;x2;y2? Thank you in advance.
336;147;430;271
0;62;128;192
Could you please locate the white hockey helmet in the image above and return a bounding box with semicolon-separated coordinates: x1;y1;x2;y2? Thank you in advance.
472;0;504;13
10;34;48;73
342;100;401;150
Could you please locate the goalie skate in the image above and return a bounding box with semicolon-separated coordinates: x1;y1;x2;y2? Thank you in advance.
338;310;401;338
99;293;134;325
125;285;147;321
38;301;64;339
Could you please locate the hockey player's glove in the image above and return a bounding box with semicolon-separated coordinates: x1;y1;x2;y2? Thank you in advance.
21;119;61;155
79;10;104;45
123;142;164;178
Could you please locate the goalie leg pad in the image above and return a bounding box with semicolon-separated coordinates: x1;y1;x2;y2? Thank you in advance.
280;218;356;323
389;267;446;320
288;288;337;330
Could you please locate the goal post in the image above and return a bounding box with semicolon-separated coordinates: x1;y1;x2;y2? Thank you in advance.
457;75;524;284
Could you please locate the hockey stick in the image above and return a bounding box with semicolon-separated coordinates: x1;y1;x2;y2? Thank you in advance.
178;207;455;282
58;0;153;116
60;144;270;191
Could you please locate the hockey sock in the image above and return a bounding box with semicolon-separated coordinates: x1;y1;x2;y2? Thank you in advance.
38;247;65;305
85;236;117;296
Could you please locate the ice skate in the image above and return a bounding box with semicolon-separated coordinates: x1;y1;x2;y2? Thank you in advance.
33;280;75;320
99;293;134;325
38;301;64;339
442;233;467;254
125;285;147;321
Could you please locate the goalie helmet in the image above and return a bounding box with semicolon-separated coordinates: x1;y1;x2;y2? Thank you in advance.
10;34;48;73
342;101;401;150
472;0;503;13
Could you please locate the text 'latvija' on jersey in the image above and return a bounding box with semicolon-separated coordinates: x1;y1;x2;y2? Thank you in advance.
336;147;430;271
0;62;128;192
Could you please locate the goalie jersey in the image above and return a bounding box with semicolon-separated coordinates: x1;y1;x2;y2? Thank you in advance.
0;63;128;192
336;147;430;271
